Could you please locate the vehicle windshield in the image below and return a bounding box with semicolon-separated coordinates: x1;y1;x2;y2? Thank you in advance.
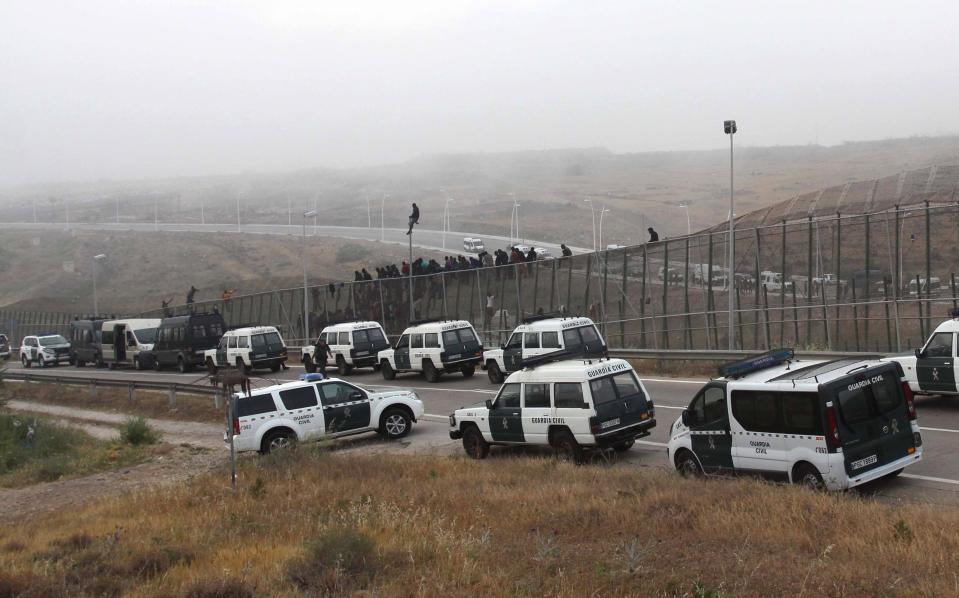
39;335;68;346
834;370;903;426
134;328;157;343
443;327;478;346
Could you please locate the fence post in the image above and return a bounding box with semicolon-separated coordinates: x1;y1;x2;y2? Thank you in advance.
89;380;97;398
917;274;925;341
883;278;892;352
640;245;648;348
168;387;177;409
620;250;628;347
661;242;669;350
807;215;814;348
835;213;843;340
706;234;715;349
864;213;871;351
851;280;861;351
754;227;761;350
925;200;932;336
762;283;771;349
684;238;691;349
894;206;901;300
128;383;135;403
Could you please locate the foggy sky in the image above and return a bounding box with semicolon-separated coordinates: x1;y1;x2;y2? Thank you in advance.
2;0;958;187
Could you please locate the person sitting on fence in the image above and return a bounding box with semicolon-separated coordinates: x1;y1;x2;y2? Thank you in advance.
221;288;235;302
561;243;572;257
161;298;173;317
186;285;197;305
401;261;410;276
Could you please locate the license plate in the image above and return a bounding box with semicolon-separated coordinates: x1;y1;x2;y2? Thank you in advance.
356;351;368;356
449;354;461;360
600;418;621;429
851;454;878;470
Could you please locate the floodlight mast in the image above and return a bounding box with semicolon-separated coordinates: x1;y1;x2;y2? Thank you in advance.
724;119;737;350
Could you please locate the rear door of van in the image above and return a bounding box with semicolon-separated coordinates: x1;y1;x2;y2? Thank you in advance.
824;364;916;477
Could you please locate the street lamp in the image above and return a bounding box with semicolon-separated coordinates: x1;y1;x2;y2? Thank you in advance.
302;210;318;342
367;196;373;229
724;119;737;350
443;197;455;249
380;193;388;241
598;206;610;250
584;197;596;251
92;254;107;317
509;197;521;244
678;201;691;236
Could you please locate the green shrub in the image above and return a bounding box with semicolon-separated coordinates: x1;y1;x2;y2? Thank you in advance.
118;416;160;446
287;528;379;593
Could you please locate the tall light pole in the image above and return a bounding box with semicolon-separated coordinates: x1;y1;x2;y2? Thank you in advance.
313;191;321;235
678;201;691;235
724;119;737;350
380;193;388;241
443;197;455;249
92;254;106;317
509;197;521;244
302;209;318;342
236;192;242;233
584;197;596;251
200;196;205;225
598;206;610;250
367;196;373;229
115;196;119;224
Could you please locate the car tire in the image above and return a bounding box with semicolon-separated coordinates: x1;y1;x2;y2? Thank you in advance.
675;449;703;477
487;361;504;384
270;362;281;373
423;359;440;383
236;357;250;375
303;356;316;373
336;355;352;376
381;360;396;380
613;439;635;452
551;429;583;464
206;358;218;375
794;464;825;491
462;426;490;459
21;355;30;368
75;357;85;368
462;365;475;378
95;354;104;368
153;357;163;371
380;408;412;439
261;429;296;454
177;356;191;374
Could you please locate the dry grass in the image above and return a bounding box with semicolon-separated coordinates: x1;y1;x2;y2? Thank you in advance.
6;383;223;425
1;448;957;596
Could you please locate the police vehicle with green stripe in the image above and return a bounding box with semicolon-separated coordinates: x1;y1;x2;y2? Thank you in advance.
882;309;959;396
449;352;656;462
667;349;923;490
227;373;425;453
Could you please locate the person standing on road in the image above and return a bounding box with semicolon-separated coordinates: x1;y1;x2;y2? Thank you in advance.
406;202;420;235
313;335;333;373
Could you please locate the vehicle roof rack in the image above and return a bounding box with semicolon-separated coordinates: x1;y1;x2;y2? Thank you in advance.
326;318;366;326
719;348;795;379
227;322;258;330
408;318;451;326
522;312;563;324
519;347;601;370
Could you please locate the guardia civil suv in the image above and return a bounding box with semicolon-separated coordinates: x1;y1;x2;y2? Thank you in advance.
20;333;72;368
378;319;483;382
228;373;425;453
450;355;656;462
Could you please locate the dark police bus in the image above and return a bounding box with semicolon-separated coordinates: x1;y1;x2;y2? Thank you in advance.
148;312;227;373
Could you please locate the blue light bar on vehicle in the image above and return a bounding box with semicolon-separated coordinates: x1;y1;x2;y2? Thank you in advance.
719;348;795;379
299;372;325;382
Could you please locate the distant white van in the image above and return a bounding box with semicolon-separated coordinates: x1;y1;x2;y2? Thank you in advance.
100;318;161;370
463;237;486;253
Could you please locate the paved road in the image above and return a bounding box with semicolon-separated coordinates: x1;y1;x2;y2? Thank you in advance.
0;221;591;256
7;358;959;503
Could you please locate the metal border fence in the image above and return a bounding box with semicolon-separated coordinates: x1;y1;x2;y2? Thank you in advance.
4;202;959;355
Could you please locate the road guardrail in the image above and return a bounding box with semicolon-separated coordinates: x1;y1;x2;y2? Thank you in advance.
2;371;221;408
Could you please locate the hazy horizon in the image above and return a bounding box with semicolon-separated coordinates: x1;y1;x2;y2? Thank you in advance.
3;0;958;187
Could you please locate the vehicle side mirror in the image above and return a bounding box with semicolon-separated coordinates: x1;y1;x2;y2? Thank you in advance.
350;391;363;401
500;344;506;350
915;348;925;359
485;399;493;409
681;410;693;426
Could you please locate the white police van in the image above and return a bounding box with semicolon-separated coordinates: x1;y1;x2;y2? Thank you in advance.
19;333;72;368
204;326;288;374
667;349;923;491
882;309;959;396
449;354;656;462
483;315;606;383
378;319;483;382
100;318;161;370
302;321;390;375
227;373;425;453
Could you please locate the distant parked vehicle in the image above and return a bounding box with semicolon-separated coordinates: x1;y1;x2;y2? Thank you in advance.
302;321;389;375
70;318;108;367
20;334;71;368
0;334;9;360
205;326;287;374
907;277;942;296
100;318;161;370
148;311;227;373
463;237;486;253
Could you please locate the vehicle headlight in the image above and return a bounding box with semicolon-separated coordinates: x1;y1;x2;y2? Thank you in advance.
449;414;456;427
41;348;54;354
